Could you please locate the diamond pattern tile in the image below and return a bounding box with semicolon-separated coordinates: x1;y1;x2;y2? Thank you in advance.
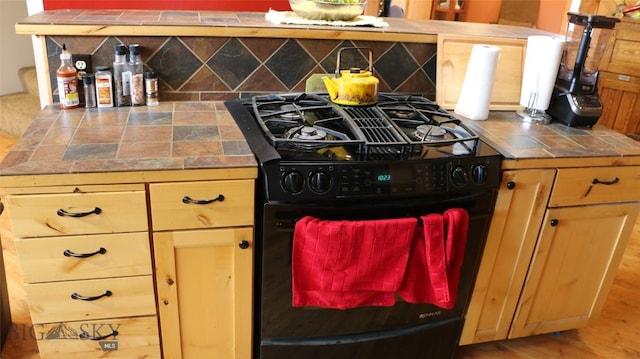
181;67;231;92
424;53;438;84
45;35;439;101
376;43;419;90
181;37;229;62
319;40;362;74
241;38;287;62
147;37;203;90
91;37;123;73
238;66;288;92
207;38;260;90
266;40;316;90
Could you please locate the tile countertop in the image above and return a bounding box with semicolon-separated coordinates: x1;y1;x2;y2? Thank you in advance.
15;9;557;40
462;111;640;167
0;102;257;186
2;103;640;185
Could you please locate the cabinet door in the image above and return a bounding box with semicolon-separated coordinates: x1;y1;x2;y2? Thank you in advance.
460;169;555;345
509;202;640;338
154;227;253;359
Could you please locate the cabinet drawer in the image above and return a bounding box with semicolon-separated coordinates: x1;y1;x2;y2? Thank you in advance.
26;276;156;324
15;232;152;283
549;166;640;207
149;180;254;231
35;316;160;359
6;190;148;238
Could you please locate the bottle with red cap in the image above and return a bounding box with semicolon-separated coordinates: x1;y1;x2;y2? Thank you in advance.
56;44;80;109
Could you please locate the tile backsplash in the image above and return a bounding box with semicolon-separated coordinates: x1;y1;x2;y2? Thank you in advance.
46;35;438;102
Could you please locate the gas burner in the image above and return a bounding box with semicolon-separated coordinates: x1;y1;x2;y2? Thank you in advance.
415;125;446;140
386;108;420;120
279;104;302;121
289;126;328;141
244;92;482;158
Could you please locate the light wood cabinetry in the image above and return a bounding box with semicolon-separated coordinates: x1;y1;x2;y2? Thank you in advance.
3;176;257;358
150;180;254;359
460;169;555;344
510;202;639;337
598;17;640;135
462;164;640;344
4;184;160;358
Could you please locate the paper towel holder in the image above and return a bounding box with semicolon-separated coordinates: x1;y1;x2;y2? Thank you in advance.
516;92;551;125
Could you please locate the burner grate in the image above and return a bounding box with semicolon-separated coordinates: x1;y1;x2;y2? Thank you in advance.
246;92;482;159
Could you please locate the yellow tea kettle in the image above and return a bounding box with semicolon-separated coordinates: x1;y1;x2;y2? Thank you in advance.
322;47;379;106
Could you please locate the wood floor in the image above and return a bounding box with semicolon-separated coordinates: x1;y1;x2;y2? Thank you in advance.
1;131;639;358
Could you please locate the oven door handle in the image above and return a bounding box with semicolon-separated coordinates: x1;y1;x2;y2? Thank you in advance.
274;190;493;231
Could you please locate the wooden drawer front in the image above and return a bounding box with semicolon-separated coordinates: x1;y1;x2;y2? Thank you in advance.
6;190;148;238
606;39;640;74
26;276;156;324
35;316;160;359
550;166;640;207
149;180;254;231
15;232;152;283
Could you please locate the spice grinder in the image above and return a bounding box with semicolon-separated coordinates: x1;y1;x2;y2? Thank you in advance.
547;12;619;127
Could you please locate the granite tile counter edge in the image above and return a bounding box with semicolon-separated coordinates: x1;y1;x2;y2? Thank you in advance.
0;102;258;183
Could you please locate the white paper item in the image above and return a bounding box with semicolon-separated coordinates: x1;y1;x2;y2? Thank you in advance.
519;36;565;111
454;44;501;120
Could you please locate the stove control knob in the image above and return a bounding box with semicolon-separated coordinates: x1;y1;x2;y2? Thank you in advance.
282;171;304;194
309;171;332;194
471;164;488;184
451;166;469;187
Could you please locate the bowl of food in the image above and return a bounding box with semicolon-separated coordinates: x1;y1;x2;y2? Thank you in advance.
289;0;367;21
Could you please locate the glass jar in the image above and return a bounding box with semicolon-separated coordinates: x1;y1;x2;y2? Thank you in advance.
144;71;159;106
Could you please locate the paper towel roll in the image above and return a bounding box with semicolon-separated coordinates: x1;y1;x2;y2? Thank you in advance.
519;36;565;111
454;44;501;121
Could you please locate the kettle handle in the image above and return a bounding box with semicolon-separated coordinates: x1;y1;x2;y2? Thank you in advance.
335;47;374;78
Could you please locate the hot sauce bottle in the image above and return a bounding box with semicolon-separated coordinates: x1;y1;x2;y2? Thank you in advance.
56;44;80;109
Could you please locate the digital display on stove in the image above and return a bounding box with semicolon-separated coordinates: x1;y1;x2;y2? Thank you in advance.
375;167;412;185
377;174;391;182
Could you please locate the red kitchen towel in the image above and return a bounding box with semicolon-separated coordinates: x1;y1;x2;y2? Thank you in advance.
292;216;418;309
398;208;469;309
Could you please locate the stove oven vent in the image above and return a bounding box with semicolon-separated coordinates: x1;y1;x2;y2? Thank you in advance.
342;106;411;160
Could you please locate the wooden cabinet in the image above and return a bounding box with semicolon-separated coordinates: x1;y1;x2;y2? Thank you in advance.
510;202;639;337
2;171;256;358
150;180;254;359
598;17;640;135
461;164;640;344
4;184;160;358
460;169;555;344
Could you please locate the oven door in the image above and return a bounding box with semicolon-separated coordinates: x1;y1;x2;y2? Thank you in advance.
256;190;496;358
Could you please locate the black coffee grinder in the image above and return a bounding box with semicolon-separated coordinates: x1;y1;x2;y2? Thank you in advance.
548;12;619;127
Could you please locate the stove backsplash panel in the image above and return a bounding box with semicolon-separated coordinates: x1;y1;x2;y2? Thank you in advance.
45;35;437;103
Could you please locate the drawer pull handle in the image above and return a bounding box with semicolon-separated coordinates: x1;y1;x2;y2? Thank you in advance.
592;177;619;185
64;247;107;258
79;330;119;341
71;290;112;301
182;194;225;205
57;207;102;217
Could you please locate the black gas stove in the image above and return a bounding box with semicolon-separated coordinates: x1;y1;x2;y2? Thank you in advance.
225;93;502;202
225;93;503;359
